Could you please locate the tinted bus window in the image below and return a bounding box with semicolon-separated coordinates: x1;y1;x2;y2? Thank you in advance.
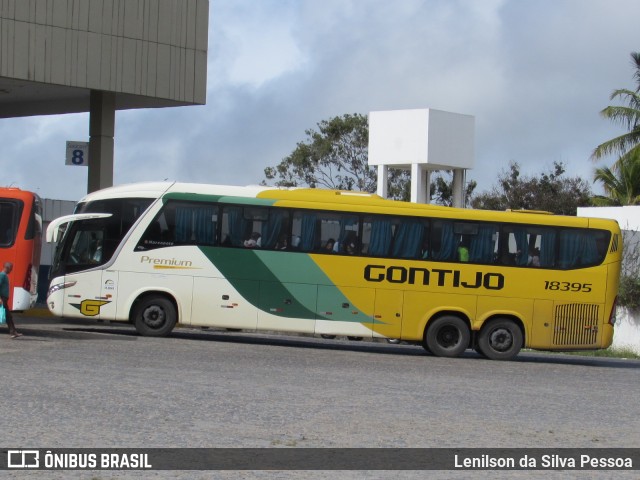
291;211;360;254
76;198;153;237
558;229;610;269
137;201;220;250
0;200;22;246
361;216;432;260
218;206;290;250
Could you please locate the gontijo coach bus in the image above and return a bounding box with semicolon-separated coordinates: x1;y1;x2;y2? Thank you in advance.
46;182;621;360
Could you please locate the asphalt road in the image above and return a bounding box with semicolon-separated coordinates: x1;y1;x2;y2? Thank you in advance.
2;312;640;480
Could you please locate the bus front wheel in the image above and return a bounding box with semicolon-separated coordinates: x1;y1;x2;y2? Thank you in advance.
133;295;177;337
476;318;522;360
424;316;470;358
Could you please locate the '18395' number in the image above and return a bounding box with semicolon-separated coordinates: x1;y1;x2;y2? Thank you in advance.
544;281;592;292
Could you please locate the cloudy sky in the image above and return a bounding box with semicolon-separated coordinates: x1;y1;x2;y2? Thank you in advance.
2;0;639;201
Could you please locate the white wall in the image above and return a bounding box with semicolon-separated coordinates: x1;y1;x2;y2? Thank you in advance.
578;206;640;231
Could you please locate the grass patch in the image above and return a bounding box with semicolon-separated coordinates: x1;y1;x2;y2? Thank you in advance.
562;346;640;359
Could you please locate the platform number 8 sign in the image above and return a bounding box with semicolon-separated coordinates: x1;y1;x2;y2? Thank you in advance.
65;141;89;166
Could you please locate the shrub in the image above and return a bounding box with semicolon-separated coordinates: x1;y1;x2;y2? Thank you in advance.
618;275;640;311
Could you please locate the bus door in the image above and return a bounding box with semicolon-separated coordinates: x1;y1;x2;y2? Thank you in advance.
97;269;119;320
316;285;374;339
372;289;403;340
48;214;116;320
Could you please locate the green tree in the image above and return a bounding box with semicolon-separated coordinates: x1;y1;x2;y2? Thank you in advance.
591;52;640;164
593;149;640;205
471;162;592;215
264;113;376;192
429;171;477;207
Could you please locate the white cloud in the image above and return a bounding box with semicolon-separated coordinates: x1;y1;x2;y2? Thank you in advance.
0;0;639;202
209;0;308;89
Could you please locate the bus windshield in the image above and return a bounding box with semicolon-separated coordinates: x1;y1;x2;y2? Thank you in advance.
50;197;153;277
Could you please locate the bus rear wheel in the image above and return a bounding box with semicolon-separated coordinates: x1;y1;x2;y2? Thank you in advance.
476;318;522;360
133;295;177;337
424;316;470;358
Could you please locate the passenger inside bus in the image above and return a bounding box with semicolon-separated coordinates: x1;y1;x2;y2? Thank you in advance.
244;232;261;248
528;247;540;267
457;237;470;262
322;238;335;252
339;233;358;254
275;234;289;250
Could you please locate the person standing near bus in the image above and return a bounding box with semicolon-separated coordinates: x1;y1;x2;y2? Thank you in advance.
0;262;21;338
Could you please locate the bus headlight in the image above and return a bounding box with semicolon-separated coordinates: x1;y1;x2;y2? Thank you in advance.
47;281;77;297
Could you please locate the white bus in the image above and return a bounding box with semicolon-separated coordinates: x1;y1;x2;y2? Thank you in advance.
46;182;621;360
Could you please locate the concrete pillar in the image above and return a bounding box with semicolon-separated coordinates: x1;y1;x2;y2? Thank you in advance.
88;91;116;193
411;164;429;204
452;169;466;208
377;165;388;198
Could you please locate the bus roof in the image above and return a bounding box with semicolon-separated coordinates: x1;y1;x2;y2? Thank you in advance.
0;187;40;202
77;182;274;203
76;181;620;231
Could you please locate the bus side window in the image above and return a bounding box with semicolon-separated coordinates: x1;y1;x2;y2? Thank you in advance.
558;229;608;269
330;214;359;255
292;211;318;252
431;221;456;261
0;200;19;246
220;206;249;248
467;224;498;264
135;220;165;250
392;219;428;259
256;209;289;250
362;216;394;257
501;227;530;266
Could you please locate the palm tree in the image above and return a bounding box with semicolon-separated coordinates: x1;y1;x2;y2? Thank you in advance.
591;52;640;164
593;149;640;206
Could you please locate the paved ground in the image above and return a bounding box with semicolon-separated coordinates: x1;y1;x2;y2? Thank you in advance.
2;311;640;479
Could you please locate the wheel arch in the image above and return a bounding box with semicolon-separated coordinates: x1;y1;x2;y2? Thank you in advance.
128;289;181;325
477;313;527;349
423;309;472;342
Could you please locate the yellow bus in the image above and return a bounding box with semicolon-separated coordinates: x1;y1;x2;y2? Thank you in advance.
46;182;621;360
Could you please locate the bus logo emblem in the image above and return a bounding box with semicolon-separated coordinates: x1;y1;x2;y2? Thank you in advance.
71;299;110;316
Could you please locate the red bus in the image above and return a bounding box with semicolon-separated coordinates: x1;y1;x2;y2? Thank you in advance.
0;188;42;310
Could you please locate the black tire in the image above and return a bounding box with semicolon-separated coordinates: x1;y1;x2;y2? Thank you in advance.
347;336;363;341
133;295;177;337
476;318;523;360
321;334;336;339
424;315;470;358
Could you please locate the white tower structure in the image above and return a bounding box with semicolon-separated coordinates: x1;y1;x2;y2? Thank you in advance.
368;109;475;207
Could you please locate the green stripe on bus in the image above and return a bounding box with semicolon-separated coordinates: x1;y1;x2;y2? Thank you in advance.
163;192;276;206
198;247;369;322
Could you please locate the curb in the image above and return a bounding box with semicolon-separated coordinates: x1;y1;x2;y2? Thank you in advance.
16;307;53;317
